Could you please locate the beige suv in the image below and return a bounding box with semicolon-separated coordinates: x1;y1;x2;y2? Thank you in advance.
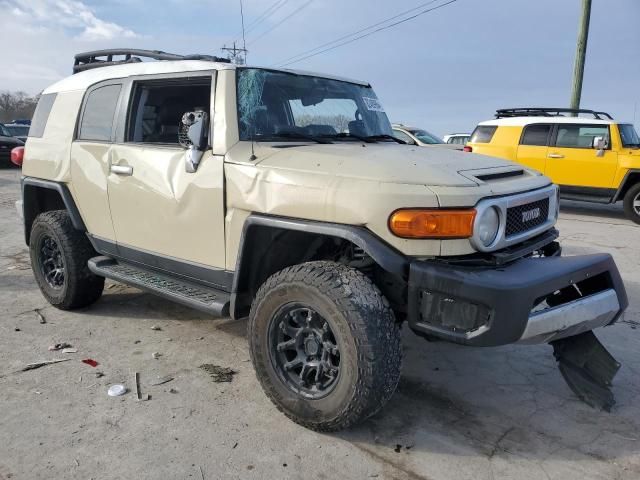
19;49;628;430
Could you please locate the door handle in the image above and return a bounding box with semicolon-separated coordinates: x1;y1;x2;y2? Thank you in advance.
547;153;564;159
110;164;133;176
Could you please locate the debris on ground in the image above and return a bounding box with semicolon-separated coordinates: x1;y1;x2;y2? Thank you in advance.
14;327;21;332
81;359;99;368
48;342;72;351
135;372;150;401
61;348;78;354
199;364;236;383
35;309;46;324
95;371;105;378
107;384;127;397
19;358;71;372
152;352;161;359
169;388;179;394
150;325;162;331
150;376;173;386
134;340;141;344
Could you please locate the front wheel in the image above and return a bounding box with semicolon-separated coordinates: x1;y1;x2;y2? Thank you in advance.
248;261;402;431
623;183;640;225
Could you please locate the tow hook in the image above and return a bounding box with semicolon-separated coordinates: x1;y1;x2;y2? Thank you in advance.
551;331;621;412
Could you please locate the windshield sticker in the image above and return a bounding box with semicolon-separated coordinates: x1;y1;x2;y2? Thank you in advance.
362;97;385;112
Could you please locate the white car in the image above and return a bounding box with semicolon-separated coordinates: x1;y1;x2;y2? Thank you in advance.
392;124;462;150
443;133;471;145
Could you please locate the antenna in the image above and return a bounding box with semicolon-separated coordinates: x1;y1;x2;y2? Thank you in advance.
221;41;248;65
240;0;248;63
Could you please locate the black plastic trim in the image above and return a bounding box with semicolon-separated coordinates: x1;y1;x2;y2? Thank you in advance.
407;253;627;347
230;214;409;319
612;169;640;202
87;235;233;291
559;185;616;203
21;177;86;243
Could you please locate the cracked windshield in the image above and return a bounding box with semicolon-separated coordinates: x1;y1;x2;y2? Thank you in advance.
237;68;394;143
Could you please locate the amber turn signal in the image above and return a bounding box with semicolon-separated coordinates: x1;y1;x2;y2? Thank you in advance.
389;209;476;239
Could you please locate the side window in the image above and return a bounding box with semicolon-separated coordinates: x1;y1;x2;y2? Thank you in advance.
127;78;211;144
470;126;497;143
29;93;57;138
78;85;122;142
392;129;413;143
520;124;551;146
555;124;610;149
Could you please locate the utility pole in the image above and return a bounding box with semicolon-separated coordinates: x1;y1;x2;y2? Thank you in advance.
570;0;592;110
221;42;248;65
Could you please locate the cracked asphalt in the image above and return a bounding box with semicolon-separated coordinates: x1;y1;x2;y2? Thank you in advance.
0;168;639;480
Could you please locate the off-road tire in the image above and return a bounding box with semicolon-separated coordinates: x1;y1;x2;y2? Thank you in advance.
30;210;104;310
248;261;402;431
623;183;640;225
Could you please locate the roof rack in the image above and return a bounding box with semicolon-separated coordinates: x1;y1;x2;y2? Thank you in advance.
73;49;230;74
495;107;613;120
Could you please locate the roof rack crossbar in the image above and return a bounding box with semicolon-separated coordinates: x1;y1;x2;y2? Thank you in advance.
73;48;230;74
495;107;613;120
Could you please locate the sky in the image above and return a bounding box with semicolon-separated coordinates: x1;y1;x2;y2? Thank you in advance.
0;0;638;137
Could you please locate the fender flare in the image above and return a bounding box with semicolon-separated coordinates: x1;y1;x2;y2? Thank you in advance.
21;177;86;243
612;169;640;202
229;214;409;319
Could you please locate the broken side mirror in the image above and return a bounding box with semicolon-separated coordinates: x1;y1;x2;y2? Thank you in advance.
592;136;607;157
180;110;209;173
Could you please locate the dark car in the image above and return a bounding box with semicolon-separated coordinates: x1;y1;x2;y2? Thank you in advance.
4;123;30;142
0;123;24;167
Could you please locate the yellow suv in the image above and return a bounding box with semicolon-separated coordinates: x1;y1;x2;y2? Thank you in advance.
466;108;640;224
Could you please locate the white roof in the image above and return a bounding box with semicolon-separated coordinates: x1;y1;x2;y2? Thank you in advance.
43;60;369;94
479;116;615;127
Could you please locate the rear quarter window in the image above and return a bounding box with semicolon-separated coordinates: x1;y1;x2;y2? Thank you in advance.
470;126;497;143
520;124;552;146
78;84;122;142
28;93;57;138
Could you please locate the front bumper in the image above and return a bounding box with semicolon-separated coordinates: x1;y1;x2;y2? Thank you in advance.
407;252;628;346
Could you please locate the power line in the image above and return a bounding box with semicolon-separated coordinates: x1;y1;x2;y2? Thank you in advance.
277;0;459;67
276;0;442;66
245;0;289;35
247;0;314;46
226;0;289;49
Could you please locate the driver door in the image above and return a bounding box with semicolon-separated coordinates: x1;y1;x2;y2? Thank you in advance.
107;72;228;287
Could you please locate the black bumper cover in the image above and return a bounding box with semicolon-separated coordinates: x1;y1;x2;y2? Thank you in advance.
407;253;628;347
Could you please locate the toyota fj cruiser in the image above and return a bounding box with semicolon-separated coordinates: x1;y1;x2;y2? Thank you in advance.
466;108;640;224
19;50;628;431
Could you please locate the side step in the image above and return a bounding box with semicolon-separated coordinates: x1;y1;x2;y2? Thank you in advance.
88;256;230;317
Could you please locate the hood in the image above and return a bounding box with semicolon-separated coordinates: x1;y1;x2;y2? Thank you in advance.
248;142;523;187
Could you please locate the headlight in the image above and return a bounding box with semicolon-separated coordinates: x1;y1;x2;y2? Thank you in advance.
476;207;500;247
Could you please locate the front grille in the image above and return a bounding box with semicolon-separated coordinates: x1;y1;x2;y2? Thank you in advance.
506;198;549;237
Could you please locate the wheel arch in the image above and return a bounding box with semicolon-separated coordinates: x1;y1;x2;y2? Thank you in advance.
613;169;640;202
22;177;86;245
229;214;408;320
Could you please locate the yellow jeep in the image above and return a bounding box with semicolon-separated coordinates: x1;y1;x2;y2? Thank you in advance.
466;108;640;224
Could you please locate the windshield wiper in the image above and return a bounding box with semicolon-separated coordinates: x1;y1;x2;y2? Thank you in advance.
364;134;406;144
268;132;333;144
323;132;375;143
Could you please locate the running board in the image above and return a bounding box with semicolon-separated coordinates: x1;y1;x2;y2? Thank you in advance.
88;256;230;317
551;331;621;412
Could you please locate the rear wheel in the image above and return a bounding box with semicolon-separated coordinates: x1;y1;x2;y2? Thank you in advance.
623;183;640;225
30;210;104;310
248;261;402;431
